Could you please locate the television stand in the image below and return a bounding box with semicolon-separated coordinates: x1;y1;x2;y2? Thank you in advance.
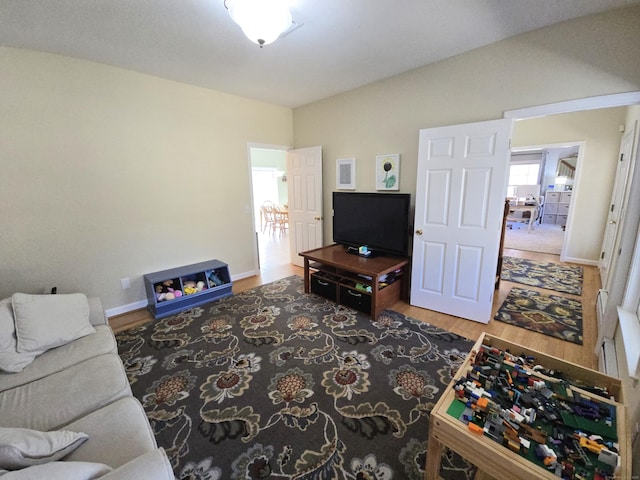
345;245;374;257
299;244;409;319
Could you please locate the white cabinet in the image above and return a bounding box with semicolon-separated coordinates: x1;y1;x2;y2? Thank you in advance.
557;191;572;227
543;190;571;227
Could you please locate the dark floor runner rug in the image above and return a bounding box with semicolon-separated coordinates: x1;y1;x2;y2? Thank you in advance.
494;287;583;345
116;275;476;480
500;256;583;295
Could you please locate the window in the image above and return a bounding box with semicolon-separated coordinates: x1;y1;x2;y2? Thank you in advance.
509;163;540;186
507;154;542;198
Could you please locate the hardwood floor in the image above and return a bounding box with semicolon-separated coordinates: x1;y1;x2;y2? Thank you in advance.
395;248;599;369
109;246;599;370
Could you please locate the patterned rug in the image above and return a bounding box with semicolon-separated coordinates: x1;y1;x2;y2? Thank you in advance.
494;287;583;345
500;256;583;295
115;275;476;480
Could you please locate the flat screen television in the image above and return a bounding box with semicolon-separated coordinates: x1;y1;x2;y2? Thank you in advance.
332;192;411;257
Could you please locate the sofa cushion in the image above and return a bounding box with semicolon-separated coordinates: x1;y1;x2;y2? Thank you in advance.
0;326;117;393
0;427;88;469
0;354;131;431
99;449;173;480
63;397;157;469
12;293;95;354
1;461;112;479
0;299;40;374
0;298;16;352
87;298;108;327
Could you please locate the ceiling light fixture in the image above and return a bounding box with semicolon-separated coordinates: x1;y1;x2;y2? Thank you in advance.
225;0;292;47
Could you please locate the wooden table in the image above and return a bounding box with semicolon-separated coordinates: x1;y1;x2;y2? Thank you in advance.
299;244;409;319
425;333;629;480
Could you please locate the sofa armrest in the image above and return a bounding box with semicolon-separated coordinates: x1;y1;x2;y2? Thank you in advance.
99;449;174;480
88;297;108;327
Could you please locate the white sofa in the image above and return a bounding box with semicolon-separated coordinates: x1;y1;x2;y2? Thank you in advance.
0;294;174;479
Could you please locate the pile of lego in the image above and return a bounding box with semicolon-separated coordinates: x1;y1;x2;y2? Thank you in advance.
451;343;620;480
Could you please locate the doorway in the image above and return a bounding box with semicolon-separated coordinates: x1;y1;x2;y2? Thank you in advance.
249;146;291;279
504;144;581;256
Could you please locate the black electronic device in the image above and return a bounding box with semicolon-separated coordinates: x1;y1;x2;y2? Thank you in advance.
332;192;411;257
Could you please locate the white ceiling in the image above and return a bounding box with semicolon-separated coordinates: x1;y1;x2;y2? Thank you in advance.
2;0;639;108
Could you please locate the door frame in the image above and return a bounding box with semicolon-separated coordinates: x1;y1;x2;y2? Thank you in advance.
504;92;640;120
504;91;640;352
600;122;638;292
510;141;585;261
247;142;291;275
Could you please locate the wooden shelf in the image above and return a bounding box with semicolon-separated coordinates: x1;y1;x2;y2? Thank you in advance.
143;259;232;319
299;244;409;319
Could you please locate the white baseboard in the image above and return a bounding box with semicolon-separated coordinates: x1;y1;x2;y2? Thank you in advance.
105;270;259;319
231;270;258;281
105;299;148;319
561;256;599;266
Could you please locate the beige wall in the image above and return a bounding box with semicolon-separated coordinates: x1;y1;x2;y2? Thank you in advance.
0;47;293;310
293;6;640;260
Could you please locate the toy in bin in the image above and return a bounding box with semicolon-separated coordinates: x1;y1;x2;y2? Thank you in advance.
183;280;206;295
155;280;183;302
208;271;224;287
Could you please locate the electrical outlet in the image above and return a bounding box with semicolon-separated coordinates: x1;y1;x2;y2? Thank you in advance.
120;278;131;289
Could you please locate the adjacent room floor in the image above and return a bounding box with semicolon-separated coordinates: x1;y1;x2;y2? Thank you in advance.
504;221;565;255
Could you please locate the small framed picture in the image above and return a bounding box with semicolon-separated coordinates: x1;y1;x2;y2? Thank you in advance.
376;154;400;190
336;158;356;190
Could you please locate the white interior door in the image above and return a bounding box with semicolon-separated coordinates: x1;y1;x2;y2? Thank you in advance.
411;119;512;323
599;121;638;291
287;146;323;267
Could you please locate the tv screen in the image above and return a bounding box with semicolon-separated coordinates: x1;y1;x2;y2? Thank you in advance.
332;192;411;257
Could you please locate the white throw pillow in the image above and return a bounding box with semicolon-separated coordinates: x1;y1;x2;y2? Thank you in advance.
0;350;40;374
0;461;112;479
12;293;95;354
0;428;89;469
0;298;40;373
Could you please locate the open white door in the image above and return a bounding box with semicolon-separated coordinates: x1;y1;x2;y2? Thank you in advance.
410;119;512;323
599;121;637;291
287;146;323;267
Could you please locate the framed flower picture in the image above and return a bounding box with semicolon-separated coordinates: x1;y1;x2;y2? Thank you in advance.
336;158;356;190
376;154;400;190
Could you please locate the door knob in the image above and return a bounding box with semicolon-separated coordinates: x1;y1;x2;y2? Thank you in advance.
609;220;617;224
314;216;322;221
415;229;423;235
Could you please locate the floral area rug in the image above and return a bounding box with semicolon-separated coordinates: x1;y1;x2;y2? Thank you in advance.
115;275;476;480
494;287;583;345
500;256;583;295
